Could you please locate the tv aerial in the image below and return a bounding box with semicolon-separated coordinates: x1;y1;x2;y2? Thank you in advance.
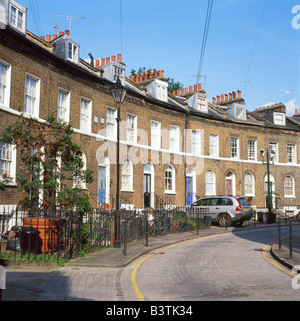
57;15;85;33
280;90;296;96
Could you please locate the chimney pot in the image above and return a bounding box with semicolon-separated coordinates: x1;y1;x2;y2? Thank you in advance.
217;95;220;103
185;88;188;94
149;71;153;79
101;58;105;67
198;83;202;90
106;57;110;65
176;89;180;96
221;94;224;102
181;88;184;95
296;108;299;114
212;97;216;104
232;91;236;99
65;30;70;36
136;75;140;82
117;54;121;62
189;86;193;93
111;55;116;62
52;34;57;40
172;91;176;95
154;69;158;78
95;59;100;68
144;72;148;81
194;85;197;92
59;31;64;37
237;90;241;98
225;94;228;101
229;93;232;100
130;75;134;82
40;36;45;41
159;70;163;77
46;35;51;42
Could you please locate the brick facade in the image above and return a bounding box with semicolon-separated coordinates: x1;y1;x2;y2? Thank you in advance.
1;1;300;213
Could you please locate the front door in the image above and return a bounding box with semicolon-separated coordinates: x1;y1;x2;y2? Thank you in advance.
98;166;106;206
144;174;151;208
226;179;233;195
186;176;193;205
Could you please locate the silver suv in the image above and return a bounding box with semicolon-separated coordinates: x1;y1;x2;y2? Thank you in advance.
190;196;253;227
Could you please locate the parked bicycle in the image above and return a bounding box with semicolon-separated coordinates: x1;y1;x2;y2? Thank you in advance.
148;214;169;237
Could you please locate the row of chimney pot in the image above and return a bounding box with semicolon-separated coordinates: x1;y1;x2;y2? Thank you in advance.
212;91;242;104
172;84;202;97
94;54;122;68
130;70;164;83
41;30;70;42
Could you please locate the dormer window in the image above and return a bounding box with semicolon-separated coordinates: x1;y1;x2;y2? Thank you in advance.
235;105;246;120
9;0;26;34
113;66;125;83
197;96;207;112
274;112;285;125
68;42;78;62
227;103;247;120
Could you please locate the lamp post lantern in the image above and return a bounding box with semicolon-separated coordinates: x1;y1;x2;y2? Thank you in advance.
110;77;127;248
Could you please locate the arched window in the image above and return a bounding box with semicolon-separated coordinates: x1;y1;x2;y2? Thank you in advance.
284;175;295;197
165;165;175;193
245;173;255;196
121;159;133;191
205;170;216;195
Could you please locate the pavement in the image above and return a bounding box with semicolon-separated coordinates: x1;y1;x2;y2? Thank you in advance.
1;222;300;301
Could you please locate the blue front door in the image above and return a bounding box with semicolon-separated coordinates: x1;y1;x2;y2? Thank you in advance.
186;176;193;205
98;167;106;205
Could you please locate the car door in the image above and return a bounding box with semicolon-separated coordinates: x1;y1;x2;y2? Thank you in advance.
205;197;220;221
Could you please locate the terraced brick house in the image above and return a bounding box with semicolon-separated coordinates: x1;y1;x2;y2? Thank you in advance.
1;0;300;216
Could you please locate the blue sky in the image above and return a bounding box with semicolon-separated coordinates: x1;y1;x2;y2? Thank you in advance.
22;0;300;115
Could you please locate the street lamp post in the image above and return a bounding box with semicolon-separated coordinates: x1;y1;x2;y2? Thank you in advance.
261;148;275;221
110;77;127;248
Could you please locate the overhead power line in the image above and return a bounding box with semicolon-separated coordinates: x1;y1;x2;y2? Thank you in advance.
244;0;268;81
196;0;214;85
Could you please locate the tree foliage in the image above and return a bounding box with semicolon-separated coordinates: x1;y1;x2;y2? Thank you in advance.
130;67;183;93
1;115;93;213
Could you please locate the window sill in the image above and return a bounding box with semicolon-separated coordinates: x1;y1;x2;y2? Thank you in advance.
165;191;176;195
121;189;134;193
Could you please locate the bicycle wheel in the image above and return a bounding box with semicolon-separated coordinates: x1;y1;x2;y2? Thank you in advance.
149;224;158;237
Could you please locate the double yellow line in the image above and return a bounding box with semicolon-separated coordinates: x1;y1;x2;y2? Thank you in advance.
131;234;300;301
130;234;219;301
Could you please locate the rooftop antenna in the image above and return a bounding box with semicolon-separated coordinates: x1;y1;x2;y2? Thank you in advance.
242;80;252;101
57;15;85;33
280;90;296;96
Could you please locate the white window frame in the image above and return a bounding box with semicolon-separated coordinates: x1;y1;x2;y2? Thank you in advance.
245;173;255;197
209;134;219;157
230;137;239;159
287;144;296;164
74;151;87;189
151;120;161;149
24;73;40;118
191;130;201;156
9;0;26;34
205;170;216;195
68;42;79;63
113;66;125;83
126;113;137;143
157;84;167;101
247;139;257;161
106;107;117;139
269;142;278;163
235;105;246;120
121;159;133;191
284;175;295;198
165;165;175;194
197;96;207;112
80;98;92;132
0;143;16;184
274;112;285;126
0;60;11;109
169;125;180;152
57;89;70;122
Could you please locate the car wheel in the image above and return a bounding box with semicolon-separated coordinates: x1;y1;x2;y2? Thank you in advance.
218;214;231;227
